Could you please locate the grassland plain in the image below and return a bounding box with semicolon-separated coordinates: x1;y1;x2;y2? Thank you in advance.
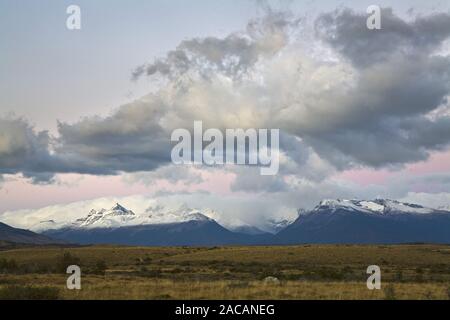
0;244;449;300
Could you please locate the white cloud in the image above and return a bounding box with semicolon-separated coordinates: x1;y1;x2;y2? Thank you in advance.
399;192;450;209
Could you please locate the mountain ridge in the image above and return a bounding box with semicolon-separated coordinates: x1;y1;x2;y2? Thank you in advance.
0;222;65;245
43;219;271;246
4;198;450;246
276;199;450;244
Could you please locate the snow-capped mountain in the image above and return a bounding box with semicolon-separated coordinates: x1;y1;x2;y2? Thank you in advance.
2;194;297;235
144;204;213;225
438;205;450;211
37;203;213;231
4;197;450;246
276;198;450;244
315;199;439;215
33;201;292;235
75;203;136;228
265;216;299;234
40;203;268;246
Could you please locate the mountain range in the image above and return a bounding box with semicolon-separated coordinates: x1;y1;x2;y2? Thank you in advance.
0;222;64;246
1;199;449;246
41;203;270;246
275;199;450;244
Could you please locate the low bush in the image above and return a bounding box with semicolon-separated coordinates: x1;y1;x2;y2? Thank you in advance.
384;284;396;300
90;260;107;275
0;285;60;300
0;258;18;274
55;252;81;274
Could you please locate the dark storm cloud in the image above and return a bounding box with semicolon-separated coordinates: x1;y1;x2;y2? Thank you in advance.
315;8;450;67
299;57;450;167
295;9;450;168
55;98;172;175
0;99;173;183
0;118;59;182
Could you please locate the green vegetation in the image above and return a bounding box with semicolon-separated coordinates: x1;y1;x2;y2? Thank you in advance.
56;252;81;274
0;285;60;300
383;284;397;300
0;258;18;273
91;260;107;275
0;244;448;299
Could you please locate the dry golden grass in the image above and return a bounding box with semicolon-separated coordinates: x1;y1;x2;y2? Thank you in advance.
0;244;449;299
1;274;448;300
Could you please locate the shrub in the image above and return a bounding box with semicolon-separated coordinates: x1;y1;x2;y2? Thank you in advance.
0;258;18;274
143;257;152;264
55;252;81;274
0;285;60;300
395;270;403;282
91;260;107;275
414;273;423;282
138;267;161;277
384;284;396;300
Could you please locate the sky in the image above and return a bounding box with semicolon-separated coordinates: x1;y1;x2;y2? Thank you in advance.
1;0;450;227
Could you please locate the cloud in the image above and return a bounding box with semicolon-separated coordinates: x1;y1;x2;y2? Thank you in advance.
0;106;173;182
0;118;58;182
230;166;288;192
400;192;450;209
123;165;204;186
132;11;300;80
386;171;450;195
315;8;450;67
274;50;450;168
55;96;173;175
1;8;450;193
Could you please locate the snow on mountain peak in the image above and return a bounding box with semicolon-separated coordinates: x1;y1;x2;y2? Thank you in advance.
111;203;132;214
265;217;296;233
145;205;212;224
314;199;436;215
66;203;214;229
74;203;136;228
317;199;364;212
